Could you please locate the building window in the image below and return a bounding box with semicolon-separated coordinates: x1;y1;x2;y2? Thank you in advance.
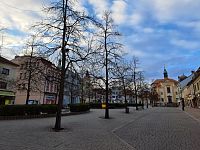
2;68;9;75
197;83;199;91
20;64;24;70
0;81;7;89
24;73;27;79
25;62;29;69
161;92;163;95
50;83;53;92
194;85;196;92
167;87;171;93
46;82;49;92
20;73;23;79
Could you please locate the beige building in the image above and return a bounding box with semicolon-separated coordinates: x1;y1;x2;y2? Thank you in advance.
186;68;200;108
152;68;179;105
0;56;18;105
12;56;60;104
178;68;200;108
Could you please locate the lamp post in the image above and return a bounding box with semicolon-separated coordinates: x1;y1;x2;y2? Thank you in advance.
144;89;149;109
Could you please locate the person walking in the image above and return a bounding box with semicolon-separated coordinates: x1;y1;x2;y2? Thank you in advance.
181;98;185;111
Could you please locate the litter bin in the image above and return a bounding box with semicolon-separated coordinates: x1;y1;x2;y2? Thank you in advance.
125;107;129;113
102;103;106;109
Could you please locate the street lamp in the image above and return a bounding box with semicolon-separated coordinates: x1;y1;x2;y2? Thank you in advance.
144;89;149;109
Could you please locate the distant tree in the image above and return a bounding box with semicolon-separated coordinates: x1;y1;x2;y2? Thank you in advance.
129;56;140;110
112;59;131;113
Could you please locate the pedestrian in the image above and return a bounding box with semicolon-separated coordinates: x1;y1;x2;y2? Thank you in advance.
181;98;185;111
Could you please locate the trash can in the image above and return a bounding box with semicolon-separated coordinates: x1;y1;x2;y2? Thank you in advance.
125;107;129;113
102;103;106;109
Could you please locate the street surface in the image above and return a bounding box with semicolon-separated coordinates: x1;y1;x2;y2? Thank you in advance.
0;107;200;150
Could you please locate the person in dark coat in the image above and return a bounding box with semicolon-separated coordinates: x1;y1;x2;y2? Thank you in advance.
181;98;185;111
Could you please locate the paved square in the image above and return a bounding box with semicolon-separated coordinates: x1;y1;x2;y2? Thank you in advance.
0;108;200;150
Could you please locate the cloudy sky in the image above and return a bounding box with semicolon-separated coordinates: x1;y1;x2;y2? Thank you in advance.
0;0;200;81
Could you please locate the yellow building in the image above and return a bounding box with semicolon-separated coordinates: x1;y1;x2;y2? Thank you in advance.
152;67;179;106
187;68;200;108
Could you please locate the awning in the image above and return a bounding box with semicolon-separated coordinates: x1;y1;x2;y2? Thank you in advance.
0;91;15;97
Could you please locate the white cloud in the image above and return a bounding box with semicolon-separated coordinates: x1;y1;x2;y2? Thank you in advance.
0;0;45;59
176;21;200;32
111;0;127;24
170;39;200;50
129;13;143;26
125;47;147;57
143;27;154;33
141;0;200;23
87;0;109;17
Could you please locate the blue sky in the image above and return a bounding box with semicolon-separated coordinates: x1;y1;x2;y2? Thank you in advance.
0;0;200;81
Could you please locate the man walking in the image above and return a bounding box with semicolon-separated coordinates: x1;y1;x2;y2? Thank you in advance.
181;98;185;111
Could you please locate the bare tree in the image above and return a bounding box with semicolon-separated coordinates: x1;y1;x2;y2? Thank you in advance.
129;56;140;110
33;0;97;130
112;59;131;113
95;11;122;119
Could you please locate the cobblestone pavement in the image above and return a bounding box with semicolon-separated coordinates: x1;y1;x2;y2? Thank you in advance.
0;108;148;150
184;107;200;122
0;107;200;150
114;107;200;150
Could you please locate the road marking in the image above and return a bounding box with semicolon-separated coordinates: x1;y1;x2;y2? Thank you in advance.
184;111;200;124
111;112;150;150
111;131;136;150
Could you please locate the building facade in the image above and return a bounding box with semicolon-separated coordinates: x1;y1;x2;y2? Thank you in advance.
0;56;18;105
12;56;59;104
63;69;80;106
186;68;200;108
151;67;179;105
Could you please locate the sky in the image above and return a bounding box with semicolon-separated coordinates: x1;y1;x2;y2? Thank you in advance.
0;0;200;81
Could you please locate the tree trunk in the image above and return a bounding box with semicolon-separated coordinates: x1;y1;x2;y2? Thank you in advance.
105;28;109;119
26;46;34;104
54;0;67;131
123;79;128;113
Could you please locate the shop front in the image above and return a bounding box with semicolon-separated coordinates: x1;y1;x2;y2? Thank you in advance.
44;94;57;104
0;90;15;105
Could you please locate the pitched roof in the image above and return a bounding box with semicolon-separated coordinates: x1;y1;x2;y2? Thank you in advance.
187;67;200;86
0;56;19;66
152;78;178;85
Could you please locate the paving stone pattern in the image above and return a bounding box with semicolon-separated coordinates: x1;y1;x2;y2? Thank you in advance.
115;108;200;150
0;107;200;150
